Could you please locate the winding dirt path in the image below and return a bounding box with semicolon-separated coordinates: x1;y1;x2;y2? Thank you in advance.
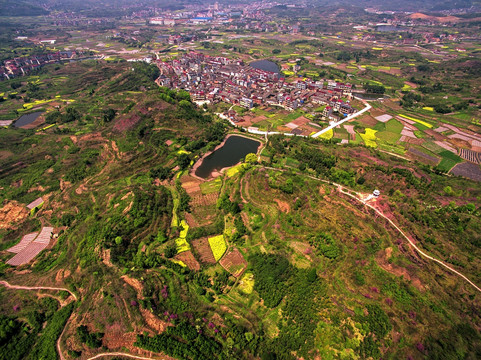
0;280;161;360
0;280;78;360
0;280;78;300
86;352;160;360
338;188;481;293
260;166;481;294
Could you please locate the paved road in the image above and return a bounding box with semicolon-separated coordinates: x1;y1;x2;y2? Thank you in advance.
311;97;372;138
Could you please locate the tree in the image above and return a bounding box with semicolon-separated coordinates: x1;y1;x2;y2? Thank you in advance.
272;49;281;54
165;244;177;258
245;153;257;164
102;108;116;122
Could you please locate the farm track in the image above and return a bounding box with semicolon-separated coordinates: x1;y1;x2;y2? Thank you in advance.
0;280;78;360
0;280;163;360
261;166;481;294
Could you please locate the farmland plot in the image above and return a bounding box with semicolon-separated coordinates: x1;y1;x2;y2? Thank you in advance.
192;237;216;264
208;235;227;262
219;248;248;277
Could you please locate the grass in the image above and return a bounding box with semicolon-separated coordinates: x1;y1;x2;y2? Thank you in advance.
437;158;459;172
359;128;378;148
208;234;227;262
200;178;222;194
422;141;446;154
226;163;246;177
175;220;190;253
385;119;403;133
399;114;434;128
437;150;463;172
376;131;401;143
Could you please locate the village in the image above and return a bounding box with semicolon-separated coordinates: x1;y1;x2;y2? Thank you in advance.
156;52;356;125
0;50;85;80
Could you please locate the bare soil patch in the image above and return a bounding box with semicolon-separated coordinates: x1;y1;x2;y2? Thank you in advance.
191;193;219;207
0;201;29;230
0;150;13;160
192;237;216;264
174;250;201;271
274;199;290;213
102;323;137;350
219;248;247;277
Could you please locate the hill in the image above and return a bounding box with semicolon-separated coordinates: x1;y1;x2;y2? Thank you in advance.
0;60;480;359
0;0;49;16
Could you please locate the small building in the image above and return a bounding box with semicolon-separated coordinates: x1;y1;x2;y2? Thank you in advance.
373;189;380;197
240;97;253;109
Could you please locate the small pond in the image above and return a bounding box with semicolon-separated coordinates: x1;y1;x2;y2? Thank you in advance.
14;111;43;128
195;135;261;179
353;92;386;100
249;60;280;74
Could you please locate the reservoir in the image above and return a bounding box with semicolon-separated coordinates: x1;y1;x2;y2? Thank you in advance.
14;111;43;128
195;135;261;179
249;60;280;74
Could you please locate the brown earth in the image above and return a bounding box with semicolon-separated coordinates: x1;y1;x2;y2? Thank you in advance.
192;237;216;264
0;150;13;160
121;275;171;333
404;81;418;89
182;180;202;195
0;201;29;230
289;241;315;263
184;213;199;227
190;193;219;207
140;308;170;333
219;247;248;277
174;250;201;271
102;323;137;350
409;12;459;23
274;199;290;213
357;114;379;127
121;275;144;299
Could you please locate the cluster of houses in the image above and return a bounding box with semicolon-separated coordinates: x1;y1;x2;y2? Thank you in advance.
1;51;79;80
156;52;355;117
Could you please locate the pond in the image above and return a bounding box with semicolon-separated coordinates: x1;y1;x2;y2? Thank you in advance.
194;135;261;179
14;111;43;128
249;60;280;74
353;92;386;100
